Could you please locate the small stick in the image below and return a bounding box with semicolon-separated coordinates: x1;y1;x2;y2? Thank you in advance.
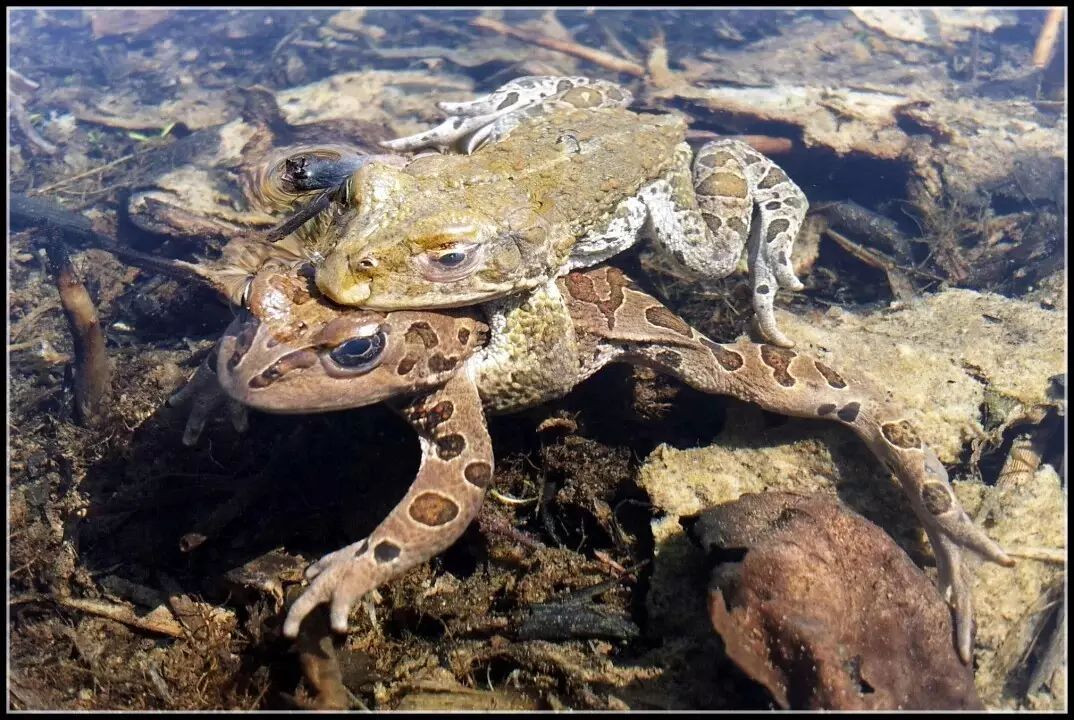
30;147;152;195
10;94;58;155
471;16;646;78
823;227;916;300
45;239;113;428
1032;8;1065;69
57;596;185;638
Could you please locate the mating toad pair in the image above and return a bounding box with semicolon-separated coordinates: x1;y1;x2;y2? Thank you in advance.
160;76;1010;664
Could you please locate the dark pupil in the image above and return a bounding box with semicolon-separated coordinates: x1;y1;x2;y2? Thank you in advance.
330;333;385;367
436;252;466;267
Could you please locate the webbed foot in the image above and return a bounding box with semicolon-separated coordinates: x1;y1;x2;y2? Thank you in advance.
167;344;249;446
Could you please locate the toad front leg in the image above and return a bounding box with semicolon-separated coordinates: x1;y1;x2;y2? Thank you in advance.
166;343;249;446
282;370;493;637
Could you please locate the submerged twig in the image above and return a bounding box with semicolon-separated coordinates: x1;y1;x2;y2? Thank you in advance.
10;93;58;155
471;16;646;77
57;596;185;638
30;147;153;195
1032;8;1065;70
44;239;113;428
822;227;916;301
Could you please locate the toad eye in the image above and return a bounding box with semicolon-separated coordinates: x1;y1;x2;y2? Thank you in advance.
416;243;483;282
434;251;467;267
328;332;386;369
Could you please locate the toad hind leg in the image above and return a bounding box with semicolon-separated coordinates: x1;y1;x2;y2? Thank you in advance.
561;268;1009;663
282;370;493;638
629;335;1010;663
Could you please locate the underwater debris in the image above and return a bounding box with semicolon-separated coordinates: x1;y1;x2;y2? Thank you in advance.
849;8;1017;47
694;492;983;710
45;240;113;428
471;16;646;78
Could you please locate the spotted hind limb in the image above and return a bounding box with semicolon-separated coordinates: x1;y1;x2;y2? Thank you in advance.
380;75;632;155
281;370;494;638
621;336;1010;662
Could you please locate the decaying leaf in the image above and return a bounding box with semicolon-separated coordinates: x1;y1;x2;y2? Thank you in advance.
692;492;982;710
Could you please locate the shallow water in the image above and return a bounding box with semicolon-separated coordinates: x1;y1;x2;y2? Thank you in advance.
8;8;1067;711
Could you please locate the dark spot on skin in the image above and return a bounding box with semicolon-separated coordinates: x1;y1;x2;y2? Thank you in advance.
778;251;789;266
453;117;464;129
757;166;790;190
458;327;471;345
817;403;837;415
726;217;748;242
881;420;922;449
644;305;694;337
782;196;803;209
427;353;457;372
921;482;953;515
742;152;764;165
397;355;418;376
814;361;847;388
464;461;493;489
496;91;520;110
655;349;682;368
556;79;574;93
248;349;319;389
766;218;791;243
765;200;783;210
837;401;861;423
408;492;460;526
701;338;744;370
413;400;454;432
695;153;717;169
696;171;748;200
405;322;439;349
756;284;770;294
374;541;401;563
760;345;797;387
436;433;466;460
352;540;369;559
563;268;630;329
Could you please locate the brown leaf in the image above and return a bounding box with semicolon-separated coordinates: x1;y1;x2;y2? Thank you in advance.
693;492;982;710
